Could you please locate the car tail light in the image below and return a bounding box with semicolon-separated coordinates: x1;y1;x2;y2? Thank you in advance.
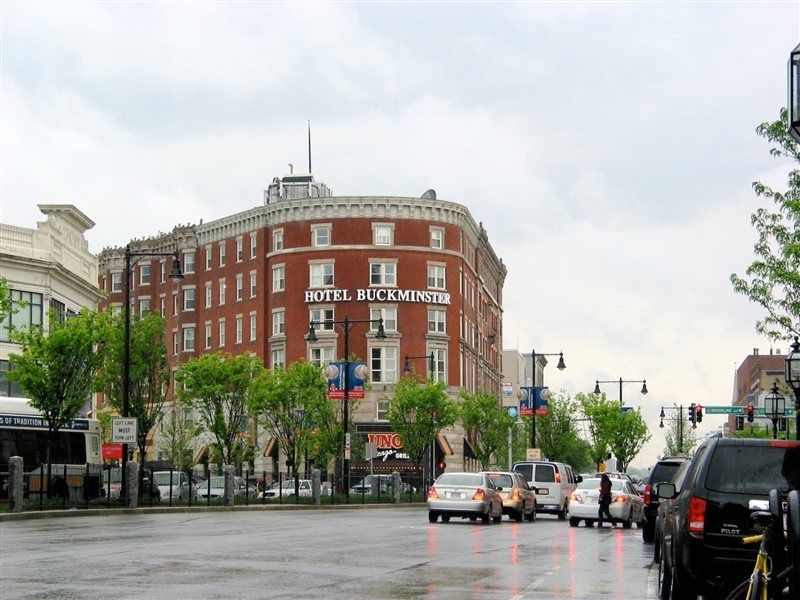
688;496;706;533
769;440;800;448
472;488;486;501
570;493;582;502
511;487;521;501
644;484;652;505
555;472;562;483
613;495;628;503
428;486;439;500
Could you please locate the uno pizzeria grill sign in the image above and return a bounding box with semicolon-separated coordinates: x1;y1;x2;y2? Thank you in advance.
305;288;451;305
367;433;410;461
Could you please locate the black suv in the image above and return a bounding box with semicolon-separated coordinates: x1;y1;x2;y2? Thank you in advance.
642;456;690;543
657;437;800;599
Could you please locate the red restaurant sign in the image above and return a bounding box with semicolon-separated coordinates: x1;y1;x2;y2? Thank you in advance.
102;443;123;460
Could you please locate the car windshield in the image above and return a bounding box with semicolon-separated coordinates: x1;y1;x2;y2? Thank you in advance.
577;478;624;491
154;473;183;486
649;462;683;484
705;444;800;494
436;473;483;487
486;474;515;488
204;477;225;487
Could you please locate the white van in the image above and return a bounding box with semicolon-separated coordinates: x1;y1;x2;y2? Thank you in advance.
512;461;580;519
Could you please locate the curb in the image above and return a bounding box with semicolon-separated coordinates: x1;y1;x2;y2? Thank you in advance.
0;502;426;523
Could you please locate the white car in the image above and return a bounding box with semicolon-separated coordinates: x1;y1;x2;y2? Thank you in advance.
153;471;195;503
512;461;579;519
196;476;258;500
260;479;313;498
567;477;645;528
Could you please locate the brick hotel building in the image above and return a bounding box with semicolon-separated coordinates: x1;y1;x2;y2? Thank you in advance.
98;174;506;474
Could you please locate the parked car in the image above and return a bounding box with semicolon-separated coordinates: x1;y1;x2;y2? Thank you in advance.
102;468;160;502
196;476;258;500
350;474;414;495
512;461;579;519
653;460;692;563
427;472;504;524
152;470;194;503
567;477;644;528
641;456;690;543
657;437;800;599
481;471;537;522
260;479;313;498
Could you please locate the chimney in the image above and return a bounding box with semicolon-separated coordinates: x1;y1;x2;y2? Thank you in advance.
753;348;759;356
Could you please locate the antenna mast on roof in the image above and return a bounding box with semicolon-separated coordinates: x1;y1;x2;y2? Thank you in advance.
307;120;312;174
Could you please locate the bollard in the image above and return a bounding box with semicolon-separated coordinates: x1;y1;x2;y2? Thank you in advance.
223;465;235;507
125;461;139;508
312;469;321;505
392;471;401;504
9;456;23;513
371;474;380;498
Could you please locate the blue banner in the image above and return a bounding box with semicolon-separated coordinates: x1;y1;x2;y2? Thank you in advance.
325;361;367;399
519;386;550;416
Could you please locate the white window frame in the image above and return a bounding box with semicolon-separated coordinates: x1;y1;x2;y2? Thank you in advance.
249;313;257;342
204;322;212;349
172;292;179;316
370;346;397;384
272;309;285;336
309;346;335;367
427;263;446;290
271;347;285;370
182;325;195;352
272;265;285;292
433;347;447;384
139;264;151;286
236;274;244;301
428;307;446;333
138;298;151;315
172;331;179;356
309;262;334;288
218;279;226;305
372;223;394;246
430;226;444;250
159;295;166;318
160;261;166;284
219;242;226;267
218;319;226;347
236;237;244;262
370;306;397;332
250;233;258;259
311;224;331;247
205;282;212;308
310;307;334;332
111;272;122;292
235;315;243;344
250;272;257;298
369;261;397;287
184;251;195;274
183;287;196;311
376;398;390;421
273;228;284;251
206;245;213;271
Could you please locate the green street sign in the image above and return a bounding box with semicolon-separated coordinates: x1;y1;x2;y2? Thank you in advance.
704;406;743;415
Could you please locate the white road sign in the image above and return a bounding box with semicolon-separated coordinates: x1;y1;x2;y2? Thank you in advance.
112;418;137;444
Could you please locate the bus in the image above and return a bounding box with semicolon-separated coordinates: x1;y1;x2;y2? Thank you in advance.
0;396;103;501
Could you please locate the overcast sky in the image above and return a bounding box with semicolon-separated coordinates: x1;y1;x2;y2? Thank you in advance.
2;2;798;468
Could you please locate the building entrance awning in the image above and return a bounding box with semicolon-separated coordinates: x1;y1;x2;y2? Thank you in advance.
436;434;453;456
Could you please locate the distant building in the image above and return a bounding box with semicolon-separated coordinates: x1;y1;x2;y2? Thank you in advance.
729;347;787;434
0;205;104;403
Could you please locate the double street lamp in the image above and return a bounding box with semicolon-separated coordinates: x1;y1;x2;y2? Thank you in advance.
528;349;566;449
594;377;648;404
765;381;787;440
308;315;386;498
785;336;800;440
121;244;183;501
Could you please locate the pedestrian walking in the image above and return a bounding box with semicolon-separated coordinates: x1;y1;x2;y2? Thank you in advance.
597;473;613;528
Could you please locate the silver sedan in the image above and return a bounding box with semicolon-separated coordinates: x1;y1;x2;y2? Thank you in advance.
427;472;504;524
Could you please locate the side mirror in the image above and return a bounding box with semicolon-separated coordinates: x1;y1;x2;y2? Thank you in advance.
656;482;677;500
576;475;583;483
496;486;504;492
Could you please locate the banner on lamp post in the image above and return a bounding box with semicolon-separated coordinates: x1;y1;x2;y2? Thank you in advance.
324;362;367;399
518;386;550;416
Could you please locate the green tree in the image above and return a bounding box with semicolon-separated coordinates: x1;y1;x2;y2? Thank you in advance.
661;404;698;457
387;377;458;477
7;309;103;493
176;352;263;469
96;409;113;444
93;311;170;469
731;108;800;339
579;392;651;472
535;394;593;471
157;401;199;470
459;390;513;469
0;276;12;323
250;361;327;480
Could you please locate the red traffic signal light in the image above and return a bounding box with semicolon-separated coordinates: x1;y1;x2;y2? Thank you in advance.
747;404;755;423
696;405;703;423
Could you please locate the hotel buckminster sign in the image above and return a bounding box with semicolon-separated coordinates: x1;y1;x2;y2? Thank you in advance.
305;288;450;305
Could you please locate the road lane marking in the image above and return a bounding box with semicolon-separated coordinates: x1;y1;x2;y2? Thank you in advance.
509;572;553;600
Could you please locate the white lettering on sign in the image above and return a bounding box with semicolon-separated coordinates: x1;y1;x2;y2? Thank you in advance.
306;288;451;305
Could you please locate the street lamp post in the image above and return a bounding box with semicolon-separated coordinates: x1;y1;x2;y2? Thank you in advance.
403;353;436;486
529;349;566;449
659;405;686;453
785;337;800;440
594;377;648;404
308;315;386;499
765;381;786;440
121;244;183;502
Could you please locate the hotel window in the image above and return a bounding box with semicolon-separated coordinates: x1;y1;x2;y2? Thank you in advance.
309;262;334;288
370;307;397;332
172;331;179;355
249;272;257;298
272;265;285;292
235;315;243;344
219;242;226;267
310;308;334;331
140;264;151;285
206;246;212;270
139;298;151;315
376;399;390;421
309;346;335;367
205;282;212;308
183;288;196;311
183;326;195;352
249;313;257;342
236;274;244;301
370;347;397;384
160;296;166;318
250;232;257;258
311;224;330;247
160;261;166;283
430;227;444;250
236;237;244;262
219;279;226;305
272;309;285;336
271;348;285;370
433;348;447;383
273;229;283;251
218;319;226;347
184;251;195;274
427;264;446;289
172;293;178;316
111;273;122;292
428;308;446;333
373;223;393;246
205;323;212;349
369;262;396;286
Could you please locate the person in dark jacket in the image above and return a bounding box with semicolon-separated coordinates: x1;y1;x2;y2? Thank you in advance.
597;473;614;528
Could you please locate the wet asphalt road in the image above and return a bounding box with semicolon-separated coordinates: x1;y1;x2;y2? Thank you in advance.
1;507;654;599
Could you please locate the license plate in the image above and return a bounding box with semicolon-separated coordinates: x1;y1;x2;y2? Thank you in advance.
449;492;463;499
537;488;549;495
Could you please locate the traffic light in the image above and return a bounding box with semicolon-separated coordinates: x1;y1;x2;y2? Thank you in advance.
747;404;755;423
695;405;703;423
688;404;697;427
